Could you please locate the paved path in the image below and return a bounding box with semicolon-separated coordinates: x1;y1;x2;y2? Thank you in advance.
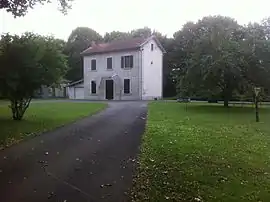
0;101;147;202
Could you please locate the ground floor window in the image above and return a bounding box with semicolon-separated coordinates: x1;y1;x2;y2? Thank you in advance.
124;79;130;94
91;81;96;94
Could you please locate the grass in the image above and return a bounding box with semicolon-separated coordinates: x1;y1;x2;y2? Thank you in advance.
0;102;106;149
132;102;270;202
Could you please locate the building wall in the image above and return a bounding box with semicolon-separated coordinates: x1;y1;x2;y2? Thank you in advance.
67;82;84;99
83;50;142;100
142;39;163;100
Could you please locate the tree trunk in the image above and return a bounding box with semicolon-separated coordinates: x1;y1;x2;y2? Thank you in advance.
10;98;32;120
223;87;231;108
224;99;229;107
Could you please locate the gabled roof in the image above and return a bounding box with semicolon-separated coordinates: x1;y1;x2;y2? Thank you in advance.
81;35;166;55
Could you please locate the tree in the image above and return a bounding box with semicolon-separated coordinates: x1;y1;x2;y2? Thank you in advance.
103;31;131;42
0;33;68;120
64;27;102;81
131;27;152;38
1;0;72;17
173;16;270;106
153;32;176;97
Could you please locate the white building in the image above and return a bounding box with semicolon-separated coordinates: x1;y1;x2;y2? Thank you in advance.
66;35;165;100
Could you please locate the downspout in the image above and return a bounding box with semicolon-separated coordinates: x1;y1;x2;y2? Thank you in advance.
140;48;143;100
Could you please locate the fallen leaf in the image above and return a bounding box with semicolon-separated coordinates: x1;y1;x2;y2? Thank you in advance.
47;192;55;199
100;184;112;188
195;197;201;201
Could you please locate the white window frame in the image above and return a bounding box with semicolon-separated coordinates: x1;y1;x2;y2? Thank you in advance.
106;56;113;70
90;58;97;71
123;78;131;95
91;80;97;94
122;54;133;69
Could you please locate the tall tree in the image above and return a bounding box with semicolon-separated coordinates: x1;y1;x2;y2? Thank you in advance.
173;16;270;106
64;27;102;81
131;27;152;38
0;0;72;17
153;32;176;97
0;33;68;120
103;31;131;42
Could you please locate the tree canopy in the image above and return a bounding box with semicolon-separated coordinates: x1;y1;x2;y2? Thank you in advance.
64;27;102;81
171;16;270;106
0;33;68;120
103;31;131;42
0;0;72;17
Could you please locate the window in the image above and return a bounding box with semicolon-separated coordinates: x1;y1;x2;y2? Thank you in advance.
91;59;96;70
151;43;154;51
107;57;112;69
121;55;133;68
91;81;96;94
124;79;130;94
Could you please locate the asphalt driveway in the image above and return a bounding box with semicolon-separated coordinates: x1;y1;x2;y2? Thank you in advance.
0;101;147;202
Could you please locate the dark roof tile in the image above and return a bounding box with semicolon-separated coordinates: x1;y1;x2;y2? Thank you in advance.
81;37;147;55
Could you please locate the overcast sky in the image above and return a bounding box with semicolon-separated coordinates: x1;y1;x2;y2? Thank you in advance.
0;0;269;40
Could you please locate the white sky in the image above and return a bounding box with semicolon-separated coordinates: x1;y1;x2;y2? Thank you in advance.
0;0;269;40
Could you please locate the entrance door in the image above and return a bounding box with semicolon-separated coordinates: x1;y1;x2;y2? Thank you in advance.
105;80;114;100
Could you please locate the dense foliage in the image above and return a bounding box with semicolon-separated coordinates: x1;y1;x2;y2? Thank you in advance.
171;16;270;106
1;0;72;17
64;27;102;81
0;33;68;120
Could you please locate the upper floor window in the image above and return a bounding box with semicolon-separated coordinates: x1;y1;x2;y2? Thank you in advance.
151;44;154;51
107;57;112;69
91;59;96;70
121;55;133;68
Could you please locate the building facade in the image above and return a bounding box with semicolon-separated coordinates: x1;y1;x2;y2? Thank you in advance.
68;36;165;100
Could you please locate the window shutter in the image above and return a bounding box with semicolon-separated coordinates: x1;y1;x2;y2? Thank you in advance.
121;56;124;68
107;57;112;69
130;56;133;68
91;59;96;70
124;79;130;94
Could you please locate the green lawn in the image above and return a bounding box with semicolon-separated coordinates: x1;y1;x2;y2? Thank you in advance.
132;102;270;202
0;102;106;149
